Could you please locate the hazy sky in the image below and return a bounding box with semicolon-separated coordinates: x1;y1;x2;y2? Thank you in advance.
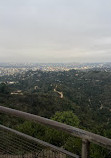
0;0;111;63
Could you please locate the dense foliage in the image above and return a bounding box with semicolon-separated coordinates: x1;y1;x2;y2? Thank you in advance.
0;69;111;157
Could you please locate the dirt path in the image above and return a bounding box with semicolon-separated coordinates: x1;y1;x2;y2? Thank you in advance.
54;86;63;98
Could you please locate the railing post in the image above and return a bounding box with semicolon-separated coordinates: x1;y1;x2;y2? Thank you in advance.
82;139;90;158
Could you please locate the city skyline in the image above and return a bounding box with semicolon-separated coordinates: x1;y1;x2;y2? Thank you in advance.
0;0;111;63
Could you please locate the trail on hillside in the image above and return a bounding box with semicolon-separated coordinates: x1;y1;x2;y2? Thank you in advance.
54;85;63;98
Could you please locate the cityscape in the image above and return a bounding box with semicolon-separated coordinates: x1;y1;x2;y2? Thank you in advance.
0;62;111;77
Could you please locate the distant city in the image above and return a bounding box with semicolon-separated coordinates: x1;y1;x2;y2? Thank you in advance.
0;62;111;76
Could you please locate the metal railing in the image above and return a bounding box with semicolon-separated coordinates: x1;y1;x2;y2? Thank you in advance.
0;105;111;158
0;124;77;158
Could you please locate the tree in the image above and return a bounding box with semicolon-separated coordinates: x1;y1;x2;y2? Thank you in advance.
0;83;10;94
51;111;80;127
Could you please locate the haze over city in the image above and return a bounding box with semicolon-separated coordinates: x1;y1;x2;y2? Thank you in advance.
0;0;111;63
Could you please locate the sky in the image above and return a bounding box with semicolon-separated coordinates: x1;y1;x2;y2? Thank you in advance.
0;0;111;63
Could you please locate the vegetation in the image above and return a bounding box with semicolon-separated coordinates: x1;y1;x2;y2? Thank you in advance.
0;69;111;157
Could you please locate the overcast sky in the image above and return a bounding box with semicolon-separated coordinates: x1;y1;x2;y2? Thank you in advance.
0;0;111;63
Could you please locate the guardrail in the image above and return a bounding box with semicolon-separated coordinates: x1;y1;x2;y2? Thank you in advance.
0;105;111;158
0;124;78;158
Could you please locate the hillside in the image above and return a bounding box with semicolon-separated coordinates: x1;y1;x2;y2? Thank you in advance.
0;70;111;132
